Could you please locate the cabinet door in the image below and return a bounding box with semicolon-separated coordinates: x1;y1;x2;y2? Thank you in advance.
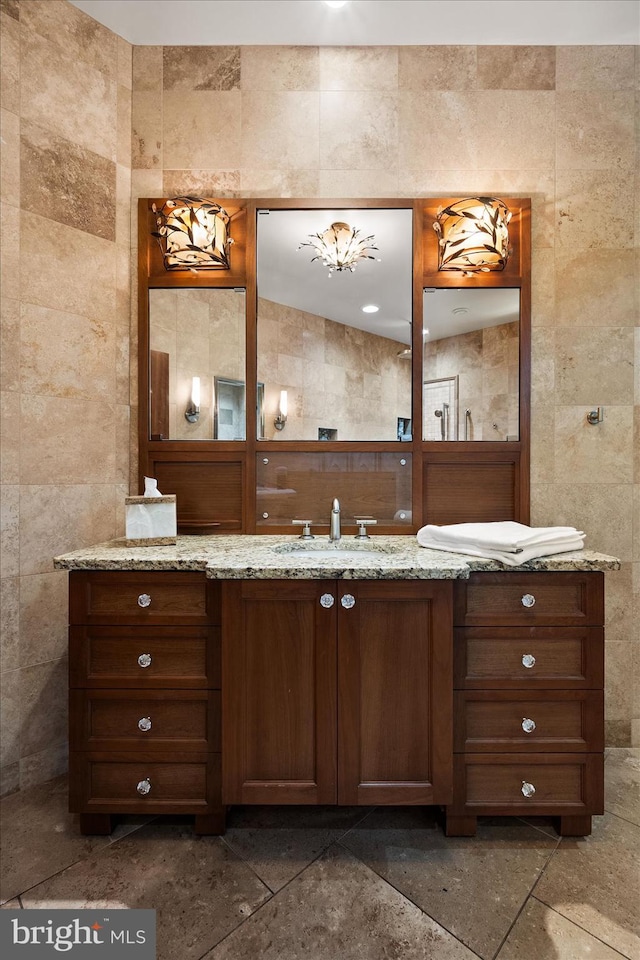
338;580;453;805
222;580;337;804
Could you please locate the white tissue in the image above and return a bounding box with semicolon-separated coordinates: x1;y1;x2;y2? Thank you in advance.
143;476;162;497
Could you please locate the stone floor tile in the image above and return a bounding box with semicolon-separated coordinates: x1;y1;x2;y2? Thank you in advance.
605;747;640;826
0;775;146;903
535;812;640;959
20;822;271;960
223;804;371;892
0;899;21;908
205;843;480;960
342;807;558;960
496;896;628;960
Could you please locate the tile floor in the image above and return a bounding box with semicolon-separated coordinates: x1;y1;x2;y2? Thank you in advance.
1;749;638;960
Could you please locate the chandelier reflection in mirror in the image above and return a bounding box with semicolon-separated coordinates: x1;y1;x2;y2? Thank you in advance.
299;221;379;276
433;198;511;276
152;197;232;271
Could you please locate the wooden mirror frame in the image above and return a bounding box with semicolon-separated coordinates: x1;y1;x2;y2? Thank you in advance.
138;197;530;535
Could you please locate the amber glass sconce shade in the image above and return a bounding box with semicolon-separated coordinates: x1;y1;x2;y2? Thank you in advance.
433;198;511;275
152;197;232;270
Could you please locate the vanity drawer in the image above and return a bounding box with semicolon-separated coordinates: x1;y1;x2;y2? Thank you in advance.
454;572;604;627
454;627;603;689
454;690;603;752
69;752;221;815
70;690;220;752
70;571;220;625
455;753;603;815
69;626;220;689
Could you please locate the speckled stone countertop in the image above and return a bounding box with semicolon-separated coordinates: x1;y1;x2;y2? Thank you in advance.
53;535;621;580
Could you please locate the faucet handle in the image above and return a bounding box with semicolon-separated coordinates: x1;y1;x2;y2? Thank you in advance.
292;519;314;540
354;517;377;540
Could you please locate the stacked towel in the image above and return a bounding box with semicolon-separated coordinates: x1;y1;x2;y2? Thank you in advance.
416;521;585;567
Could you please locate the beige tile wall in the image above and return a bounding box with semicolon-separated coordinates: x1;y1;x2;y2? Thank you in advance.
1;5;637;797
132;41;638;747
0;0;132;795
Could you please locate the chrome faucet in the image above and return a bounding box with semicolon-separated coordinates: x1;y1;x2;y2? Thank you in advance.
329;498;341;541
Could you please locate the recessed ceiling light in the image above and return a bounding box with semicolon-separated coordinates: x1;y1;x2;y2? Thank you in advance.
362;304;379;313
452;307;469;315
324;0;348;7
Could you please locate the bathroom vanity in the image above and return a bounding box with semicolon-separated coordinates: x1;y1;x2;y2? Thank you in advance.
55;536;617;840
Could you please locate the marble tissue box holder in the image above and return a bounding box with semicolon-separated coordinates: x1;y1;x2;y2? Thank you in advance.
124;495;177;546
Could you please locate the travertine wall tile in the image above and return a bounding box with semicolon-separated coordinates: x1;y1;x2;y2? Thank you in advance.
0;108;19;206
20;0;117;79
19;484;118;577
0;576;20;671
318;168;399;198
531;483;633;561
19;740;68;791
163;90;241;168
320;91;397;170
0;202;20;300
319;46;397;91
0;0;20;21
163;169;241;197
0;762;19;798
19;658;68;756
605;562;634;642
555;249;637;326
117;35;132;91
21;28;117;162
163;45;240;91
19;571;68;667
0;668;20;767
132;90;162;169
20;120;116;241
556;46;636;90
555;169;633;250
0;484;19;579
242;46;318;91
553;405;634;483
0;298;20;392
20;303;116;402
0;391;20;483
398;46;476;90
20;211;116;323
132;45;163;93
477;46;556;90
605;642;634;745
0;12;20;113
241;91;319;170
555;327;634;405
19;395;117;485
556;92;636;170
239;168;319;198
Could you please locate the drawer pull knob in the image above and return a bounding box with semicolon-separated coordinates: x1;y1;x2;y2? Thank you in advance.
522;717;536;734
137;593;152;608
341;594;356;609
136;778;151;796
521;653;536;669
137;653;152;668
138;717;152;732
320;593;335;608
521;594;536;608
521;780;536;799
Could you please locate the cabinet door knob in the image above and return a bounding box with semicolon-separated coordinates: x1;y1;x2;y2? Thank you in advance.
521;594;536;608
137;653;152;668
136;778;151;796
341;594;356;609
521;780;536;798
521;653;536;669
521;717;536;734
137;593;152;608
320;593;335;608
138;717;152;732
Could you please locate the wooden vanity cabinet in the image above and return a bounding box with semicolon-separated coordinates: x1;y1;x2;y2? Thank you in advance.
68;571;224;836
446;571;604;837
222;579;453;808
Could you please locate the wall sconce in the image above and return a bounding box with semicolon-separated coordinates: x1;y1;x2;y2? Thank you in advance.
299;222;379;276
152;197;232;271
274;390;288;431
185;376;201;423
433;198;511;275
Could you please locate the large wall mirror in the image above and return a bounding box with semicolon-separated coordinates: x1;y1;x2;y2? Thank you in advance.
148;287;246;440
422;287;520;441
256;208;413;441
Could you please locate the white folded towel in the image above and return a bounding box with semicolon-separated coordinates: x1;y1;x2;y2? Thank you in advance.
416;520;585;567
419;521;584;554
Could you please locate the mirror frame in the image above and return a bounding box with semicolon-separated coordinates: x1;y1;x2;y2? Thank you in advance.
138;197;531;533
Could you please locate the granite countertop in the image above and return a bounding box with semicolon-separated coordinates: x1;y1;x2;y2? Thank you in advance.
53;535;621;580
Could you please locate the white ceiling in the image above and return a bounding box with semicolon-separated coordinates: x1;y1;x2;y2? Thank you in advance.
70;0;640;46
